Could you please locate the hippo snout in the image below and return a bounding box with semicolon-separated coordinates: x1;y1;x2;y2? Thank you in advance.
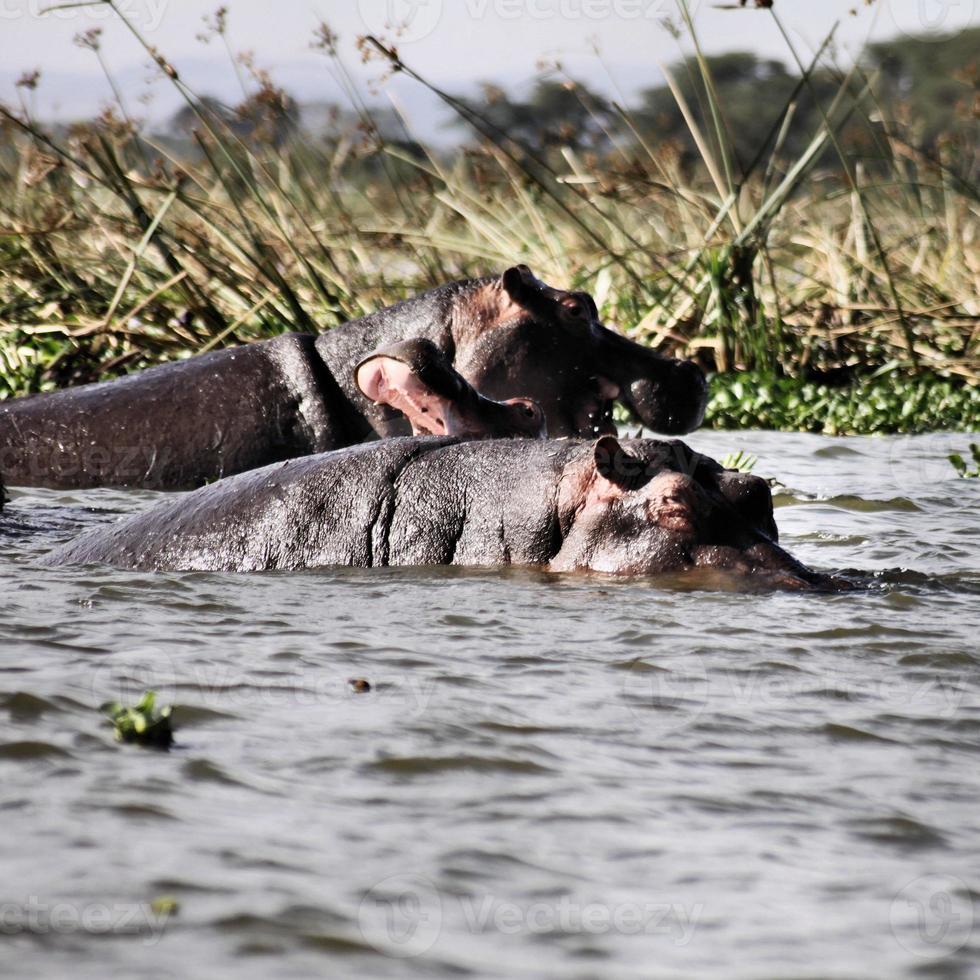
626;360;708;435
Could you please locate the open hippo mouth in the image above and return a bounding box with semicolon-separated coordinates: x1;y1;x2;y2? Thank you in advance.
355;339;546;440
575;378;619;437
571;364;708;439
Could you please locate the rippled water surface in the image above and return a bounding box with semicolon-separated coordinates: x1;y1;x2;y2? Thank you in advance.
2;431;979;979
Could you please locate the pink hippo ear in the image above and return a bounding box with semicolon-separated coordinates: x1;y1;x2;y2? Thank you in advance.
589;435;646;502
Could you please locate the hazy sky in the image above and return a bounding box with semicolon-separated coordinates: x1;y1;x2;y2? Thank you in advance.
2;0;977;127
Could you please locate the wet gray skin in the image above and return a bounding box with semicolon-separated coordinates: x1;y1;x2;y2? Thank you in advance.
0;266;706;491
44;436;838;591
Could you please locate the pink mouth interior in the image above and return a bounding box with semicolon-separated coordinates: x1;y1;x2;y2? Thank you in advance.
356;357;454;436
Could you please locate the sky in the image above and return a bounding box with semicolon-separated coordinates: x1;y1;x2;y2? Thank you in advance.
1;0;978;134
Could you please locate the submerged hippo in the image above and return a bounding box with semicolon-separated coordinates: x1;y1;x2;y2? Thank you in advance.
45;433;833;590
0;266;706;491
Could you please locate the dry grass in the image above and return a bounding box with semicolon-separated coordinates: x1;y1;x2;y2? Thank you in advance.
0;2;977;402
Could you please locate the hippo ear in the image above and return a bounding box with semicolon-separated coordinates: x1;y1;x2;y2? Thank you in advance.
593;435;647;496
501;265;535;304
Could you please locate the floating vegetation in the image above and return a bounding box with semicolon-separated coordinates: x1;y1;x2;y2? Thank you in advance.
101;690;174;748
149;896;180;917
707;372;980;435
949;444;980;478
719;450;758;473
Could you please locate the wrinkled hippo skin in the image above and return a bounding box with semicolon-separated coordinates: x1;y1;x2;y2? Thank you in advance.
0;334;341;492
0;266;706;491
46;435;836;590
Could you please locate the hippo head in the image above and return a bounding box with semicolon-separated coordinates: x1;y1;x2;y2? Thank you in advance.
550;436;828;589
355;338;545;440
453;265;707;437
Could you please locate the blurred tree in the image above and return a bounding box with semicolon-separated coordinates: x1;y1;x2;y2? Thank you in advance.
445;27;978;179
867;28;979;146
451;78;616;154
169;90;300;148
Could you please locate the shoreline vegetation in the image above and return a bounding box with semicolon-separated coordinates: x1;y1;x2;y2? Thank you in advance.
1;2;977;434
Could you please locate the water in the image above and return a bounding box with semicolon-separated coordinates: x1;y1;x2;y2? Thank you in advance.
1;431;979;979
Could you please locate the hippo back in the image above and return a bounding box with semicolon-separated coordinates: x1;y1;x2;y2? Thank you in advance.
45;437;574;573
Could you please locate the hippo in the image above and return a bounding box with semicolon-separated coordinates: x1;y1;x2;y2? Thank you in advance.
44;432;833;590
0;266;706;491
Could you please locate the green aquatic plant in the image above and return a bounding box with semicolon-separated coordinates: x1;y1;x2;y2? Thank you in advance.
707;372;980;435
150;896;180;917
948;444;980;478
101;690;174;748
719;450;758;473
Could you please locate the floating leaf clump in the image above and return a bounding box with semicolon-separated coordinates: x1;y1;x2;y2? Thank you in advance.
101;690;174;748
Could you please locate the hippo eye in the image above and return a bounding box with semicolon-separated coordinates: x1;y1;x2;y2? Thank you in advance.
521;404;537;418
564;301;586;319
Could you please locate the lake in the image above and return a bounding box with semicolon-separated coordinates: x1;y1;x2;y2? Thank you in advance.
1;430;978;979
